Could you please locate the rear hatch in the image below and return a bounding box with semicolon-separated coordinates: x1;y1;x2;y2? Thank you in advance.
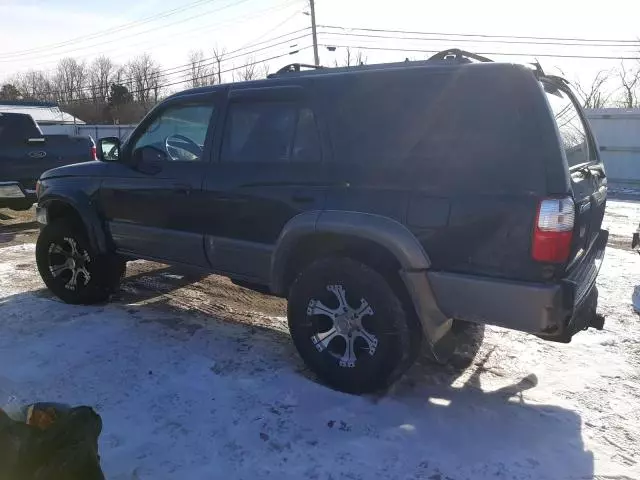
541;80;607;297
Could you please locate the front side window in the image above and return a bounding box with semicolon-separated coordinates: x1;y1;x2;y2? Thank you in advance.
132;103;214;161
221;102;321;163
543;85;590;167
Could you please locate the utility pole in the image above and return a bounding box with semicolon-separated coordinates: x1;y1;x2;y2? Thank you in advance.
309;0;320;65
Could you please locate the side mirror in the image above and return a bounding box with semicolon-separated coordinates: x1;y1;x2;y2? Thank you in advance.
97;137;120;162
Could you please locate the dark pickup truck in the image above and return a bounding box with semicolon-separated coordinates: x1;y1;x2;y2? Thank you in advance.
0;112;95;210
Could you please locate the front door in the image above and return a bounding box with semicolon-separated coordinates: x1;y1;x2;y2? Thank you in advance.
100;94;219;267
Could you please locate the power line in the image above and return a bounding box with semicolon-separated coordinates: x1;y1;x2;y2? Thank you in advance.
0;0;255;63
60;46;311;105
318;30;640;49
122;31;310;85
237;9;303;49
0;0;216;59
8;0;302;73
28;33;309;101
223;27;309;57
319;43;640;61
318;24;640;45
109;31;310;86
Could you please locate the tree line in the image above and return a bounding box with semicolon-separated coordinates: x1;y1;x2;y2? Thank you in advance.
0;46;363;124
0;48;279;124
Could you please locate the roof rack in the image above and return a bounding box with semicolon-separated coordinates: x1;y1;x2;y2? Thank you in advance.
427;49;493;64
268;63;325;78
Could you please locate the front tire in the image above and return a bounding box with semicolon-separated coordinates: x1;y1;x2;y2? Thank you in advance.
36;219;124;305
288;257;420;394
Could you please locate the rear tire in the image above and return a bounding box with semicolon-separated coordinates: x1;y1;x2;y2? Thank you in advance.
287;257;421;394
36;219;125;305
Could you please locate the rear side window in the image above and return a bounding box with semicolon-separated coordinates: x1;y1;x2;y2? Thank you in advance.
543;86;590;167
325;67;544;193
221;102;321;163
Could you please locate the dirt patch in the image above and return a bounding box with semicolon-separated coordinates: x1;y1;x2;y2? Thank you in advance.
607;233;633;250
119;260;288;331
0;207;39;247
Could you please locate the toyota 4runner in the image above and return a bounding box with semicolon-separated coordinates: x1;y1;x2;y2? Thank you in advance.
34;49;608;394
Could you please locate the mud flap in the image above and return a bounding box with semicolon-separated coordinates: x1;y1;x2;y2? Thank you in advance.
400;269;455;363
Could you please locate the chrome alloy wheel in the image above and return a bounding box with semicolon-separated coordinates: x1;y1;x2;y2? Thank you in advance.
48;237;92;291
308;284;378;368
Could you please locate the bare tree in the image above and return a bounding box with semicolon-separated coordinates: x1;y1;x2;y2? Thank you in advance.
126;53;162;105
259;62;271;79
616;62;640;108
334;47;367;67
12;70;54;100
573;71;612;109
89;56;116;104
186;50;213;88
233;57;258;82
212;46;226;84
53;57;87;102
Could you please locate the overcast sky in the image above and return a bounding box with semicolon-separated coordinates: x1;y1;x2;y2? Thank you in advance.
0;0;639;97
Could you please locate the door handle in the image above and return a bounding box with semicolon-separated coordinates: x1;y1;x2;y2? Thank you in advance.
173;184;191;195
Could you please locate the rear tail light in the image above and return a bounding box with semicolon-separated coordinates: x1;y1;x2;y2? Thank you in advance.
91;145;97;161
532;197;575;263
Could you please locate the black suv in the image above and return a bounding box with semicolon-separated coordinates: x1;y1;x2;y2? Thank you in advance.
35;50;608;394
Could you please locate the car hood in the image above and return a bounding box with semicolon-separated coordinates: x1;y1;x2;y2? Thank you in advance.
40;161;113;180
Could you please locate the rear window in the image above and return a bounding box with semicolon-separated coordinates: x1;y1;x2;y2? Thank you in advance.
325;66;545;193
543;85;590;167
0;113;39;143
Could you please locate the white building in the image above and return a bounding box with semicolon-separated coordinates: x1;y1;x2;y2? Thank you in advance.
0;100;84;134
586;108;640;185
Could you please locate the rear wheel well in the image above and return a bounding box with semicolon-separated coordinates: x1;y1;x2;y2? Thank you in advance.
282;233;403;295
283;233;425;362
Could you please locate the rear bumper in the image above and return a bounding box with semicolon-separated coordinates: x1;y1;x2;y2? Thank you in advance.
427;230;608;342
0;182;36;209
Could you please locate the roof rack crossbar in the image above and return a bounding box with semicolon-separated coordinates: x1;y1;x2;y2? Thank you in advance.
427;49;494;64
268;63;325;78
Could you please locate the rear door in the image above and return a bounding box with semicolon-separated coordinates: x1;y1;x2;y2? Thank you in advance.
543;82;607;261
202;86;328;282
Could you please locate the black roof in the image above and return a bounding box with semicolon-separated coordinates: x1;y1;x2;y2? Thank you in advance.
168;48;563;99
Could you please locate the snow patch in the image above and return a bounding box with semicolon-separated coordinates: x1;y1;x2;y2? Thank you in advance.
1;204;640;479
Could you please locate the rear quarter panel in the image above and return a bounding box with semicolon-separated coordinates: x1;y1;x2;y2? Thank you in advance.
319;64;553;281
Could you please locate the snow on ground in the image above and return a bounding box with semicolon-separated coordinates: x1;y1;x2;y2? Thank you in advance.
0;201;639;480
